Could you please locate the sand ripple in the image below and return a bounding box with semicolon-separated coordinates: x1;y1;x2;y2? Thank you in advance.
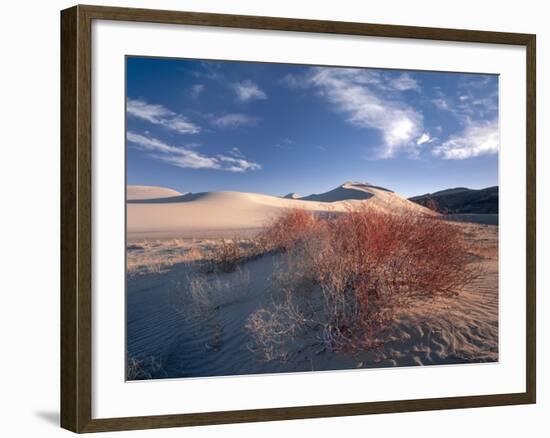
127;224;498;378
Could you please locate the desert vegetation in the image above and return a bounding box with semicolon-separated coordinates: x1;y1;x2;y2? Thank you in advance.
130;208;484;363
127;238;206;275
126;354;166;380
126;199;497;378
245;207;482;360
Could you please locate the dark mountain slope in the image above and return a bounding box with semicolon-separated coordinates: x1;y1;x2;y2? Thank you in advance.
409;186;498;214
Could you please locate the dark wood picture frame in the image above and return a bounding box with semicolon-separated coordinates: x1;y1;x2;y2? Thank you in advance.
61;4;536;433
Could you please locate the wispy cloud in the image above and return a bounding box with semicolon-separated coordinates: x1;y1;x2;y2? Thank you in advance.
190;84;205;98
232;80;267;102
432;119;499;159
282;68;498;160
217;155;262;173
280;73;309;89
275;138;294;149
127;98;200;134
305;67;425;158
390;73;421;92
427;75;499;159
127;99;172;124
211;113;258;128
429;76;498;121
431;98;451;111
127;131;261;172
192;62;224;82
228;147;244;157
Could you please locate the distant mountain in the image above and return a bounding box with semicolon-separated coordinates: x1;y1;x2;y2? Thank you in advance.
409;186;498;214
283;192;301;199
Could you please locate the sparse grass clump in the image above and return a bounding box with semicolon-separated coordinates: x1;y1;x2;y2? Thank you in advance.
206;239;263;273
126;355;166;380
173;268;252;351
127;239;205;276
247;207;482;359
207;239;247;273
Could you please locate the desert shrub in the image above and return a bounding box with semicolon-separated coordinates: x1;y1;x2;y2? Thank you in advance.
247;207;482;358
206;239;262;273
126;355;166;380
207;239;244;272
203;211;321;273
246;291;305;362
318;206;479;297
257;209;322;252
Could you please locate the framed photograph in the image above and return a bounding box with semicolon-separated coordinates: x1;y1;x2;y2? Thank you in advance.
60;5;536;433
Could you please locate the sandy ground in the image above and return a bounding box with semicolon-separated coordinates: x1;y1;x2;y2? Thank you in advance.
126;220;498;379
378;222;498;366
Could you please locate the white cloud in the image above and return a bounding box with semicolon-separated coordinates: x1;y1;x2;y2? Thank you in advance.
416;132;433;145
280;73;309;89
282;68;498;161
469;95;498;116
390;73;421;92
127;132;175;153
126;131;261;172
428;76;499;160
431;98;451;111
164;116;201;134
432;119;499;159
212;113;257;128
127;99;172;123
307;67;424;158
217;155;262;173
232;80;267;102
228;147;244;157
127;98;200;134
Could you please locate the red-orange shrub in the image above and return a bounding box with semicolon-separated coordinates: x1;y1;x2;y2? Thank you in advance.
248;207;481;357
258;209;322;252
317;206;478;297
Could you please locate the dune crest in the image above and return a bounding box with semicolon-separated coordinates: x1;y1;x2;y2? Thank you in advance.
127;185;183;201
300;181;394;202
127;182;435;237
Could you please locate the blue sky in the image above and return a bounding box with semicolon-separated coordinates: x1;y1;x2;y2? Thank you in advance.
126;57;498;198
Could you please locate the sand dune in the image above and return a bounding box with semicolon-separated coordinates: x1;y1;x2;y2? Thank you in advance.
126;183;497;379
301;181;392;201
127;185;183;200
127;182;434;237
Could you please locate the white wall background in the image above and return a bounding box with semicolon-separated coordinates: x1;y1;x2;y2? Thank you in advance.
0;0;546;437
